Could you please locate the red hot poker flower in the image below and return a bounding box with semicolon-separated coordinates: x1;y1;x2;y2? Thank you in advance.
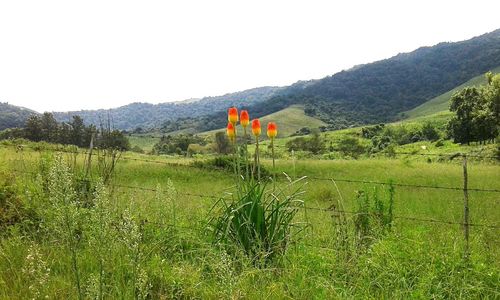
240;110;249;128
267;122;277;139
226;122;236;141
228;107;238;124
251;119;261;137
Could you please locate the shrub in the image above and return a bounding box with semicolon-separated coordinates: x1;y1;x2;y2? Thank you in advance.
337;136;366;158
286;130;325;154
131;145;144;153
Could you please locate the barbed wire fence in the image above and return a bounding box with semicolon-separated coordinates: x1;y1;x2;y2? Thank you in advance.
2;143;499;258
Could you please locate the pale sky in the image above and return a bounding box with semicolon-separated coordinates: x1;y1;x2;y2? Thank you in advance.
0;0;499;112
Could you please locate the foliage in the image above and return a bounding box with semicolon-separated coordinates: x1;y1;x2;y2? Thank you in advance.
152;134;206;155
286;130;325;154
447;73;500;144
354;185;395;248
0;113;130;150
209;177;306;264
336;136;367;158
0;174;28;232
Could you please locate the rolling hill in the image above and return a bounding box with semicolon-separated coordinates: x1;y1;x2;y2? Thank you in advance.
0;103;38;131
52;86;284;130
200;105;327;138
146;28;500;134
3;29;500;134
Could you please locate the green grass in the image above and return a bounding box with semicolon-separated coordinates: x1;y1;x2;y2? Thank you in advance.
403;66;500;119
127;134;161;153
201;105;327;138
0;141;499;298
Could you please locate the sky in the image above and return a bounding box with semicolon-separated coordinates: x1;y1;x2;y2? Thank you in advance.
0;0;499;113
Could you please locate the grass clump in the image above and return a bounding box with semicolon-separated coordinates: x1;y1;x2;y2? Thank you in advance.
209;177;307;265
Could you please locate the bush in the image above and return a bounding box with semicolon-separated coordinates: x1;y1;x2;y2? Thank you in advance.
286;130;325;154
337;136;366;158
131;145;145;153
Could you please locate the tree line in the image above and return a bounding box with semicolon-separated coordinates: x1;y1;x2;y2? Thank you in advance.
0;113;130;150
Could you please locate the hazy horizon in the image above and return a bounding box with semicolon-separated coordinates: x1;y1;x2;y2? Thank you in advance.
1;0;499;113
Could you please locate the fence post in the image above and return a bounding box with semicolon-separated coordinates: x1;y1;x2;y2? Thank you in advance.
462;154;470;259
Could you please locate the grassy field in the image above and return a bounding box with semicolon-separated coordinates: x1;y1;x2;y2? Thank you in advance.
0;140;499;299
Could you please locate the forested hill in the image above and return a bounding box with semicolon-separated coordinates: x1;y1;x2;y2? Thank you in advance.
11;28;500;133
264;28;500;129
155;29;500;134
0;103;38;131
52;86;283;130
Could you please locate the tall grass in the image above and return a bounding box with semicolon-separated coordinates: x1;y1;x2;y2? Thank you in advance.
209;176;306;264
0;141;499;298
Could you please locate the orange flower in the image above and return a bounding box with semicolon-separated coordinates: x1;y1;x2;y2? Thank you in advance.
251;119;261;137
226;122;236;141
240;110;249;128
228;107;238;124
267;122;277;139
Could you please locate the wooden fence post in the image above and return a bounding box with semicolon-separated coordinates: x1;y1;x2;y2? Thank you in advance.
462;154;470;259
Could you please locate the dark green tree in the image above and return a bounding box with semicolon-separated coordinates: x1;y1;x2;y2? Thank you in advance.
24;115;43;142
70;116;85;147
447;87;481;144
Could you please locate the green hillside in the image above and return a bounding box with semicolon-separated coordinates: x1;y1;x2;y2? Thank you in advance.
403;66;500;119
0;103;38;131
201;105;326;138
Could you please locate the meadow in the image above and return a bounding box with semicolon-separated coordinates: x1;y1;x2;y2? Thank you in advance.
0;139;499;299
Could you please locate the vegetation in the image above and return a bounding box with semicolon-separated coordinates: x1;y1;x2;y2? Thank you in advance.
152;134;208;155
52;87;283;131
403;65;500;119
0;113;130;151
166;29;500;134
447;72;500;144
20;30;493;135
1;29;500;299
0;138;498;298
286;130;325;154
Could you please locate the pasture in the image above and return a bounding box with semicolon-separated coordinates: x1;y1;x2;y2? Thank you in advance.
0;140;499;299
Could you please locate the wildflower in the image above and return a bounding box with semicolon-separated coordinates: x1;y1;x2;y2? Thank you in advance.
227;122;236;141
267;122;277;139
251;119;261;137
240;110;249;128
228;107;238;125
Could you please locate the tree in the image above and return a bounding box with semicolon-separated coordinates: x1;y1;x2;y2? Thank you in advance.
447;73;499;144
70;116;85;147
24;115;43;142
40;112;58;143
447;87;481;144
